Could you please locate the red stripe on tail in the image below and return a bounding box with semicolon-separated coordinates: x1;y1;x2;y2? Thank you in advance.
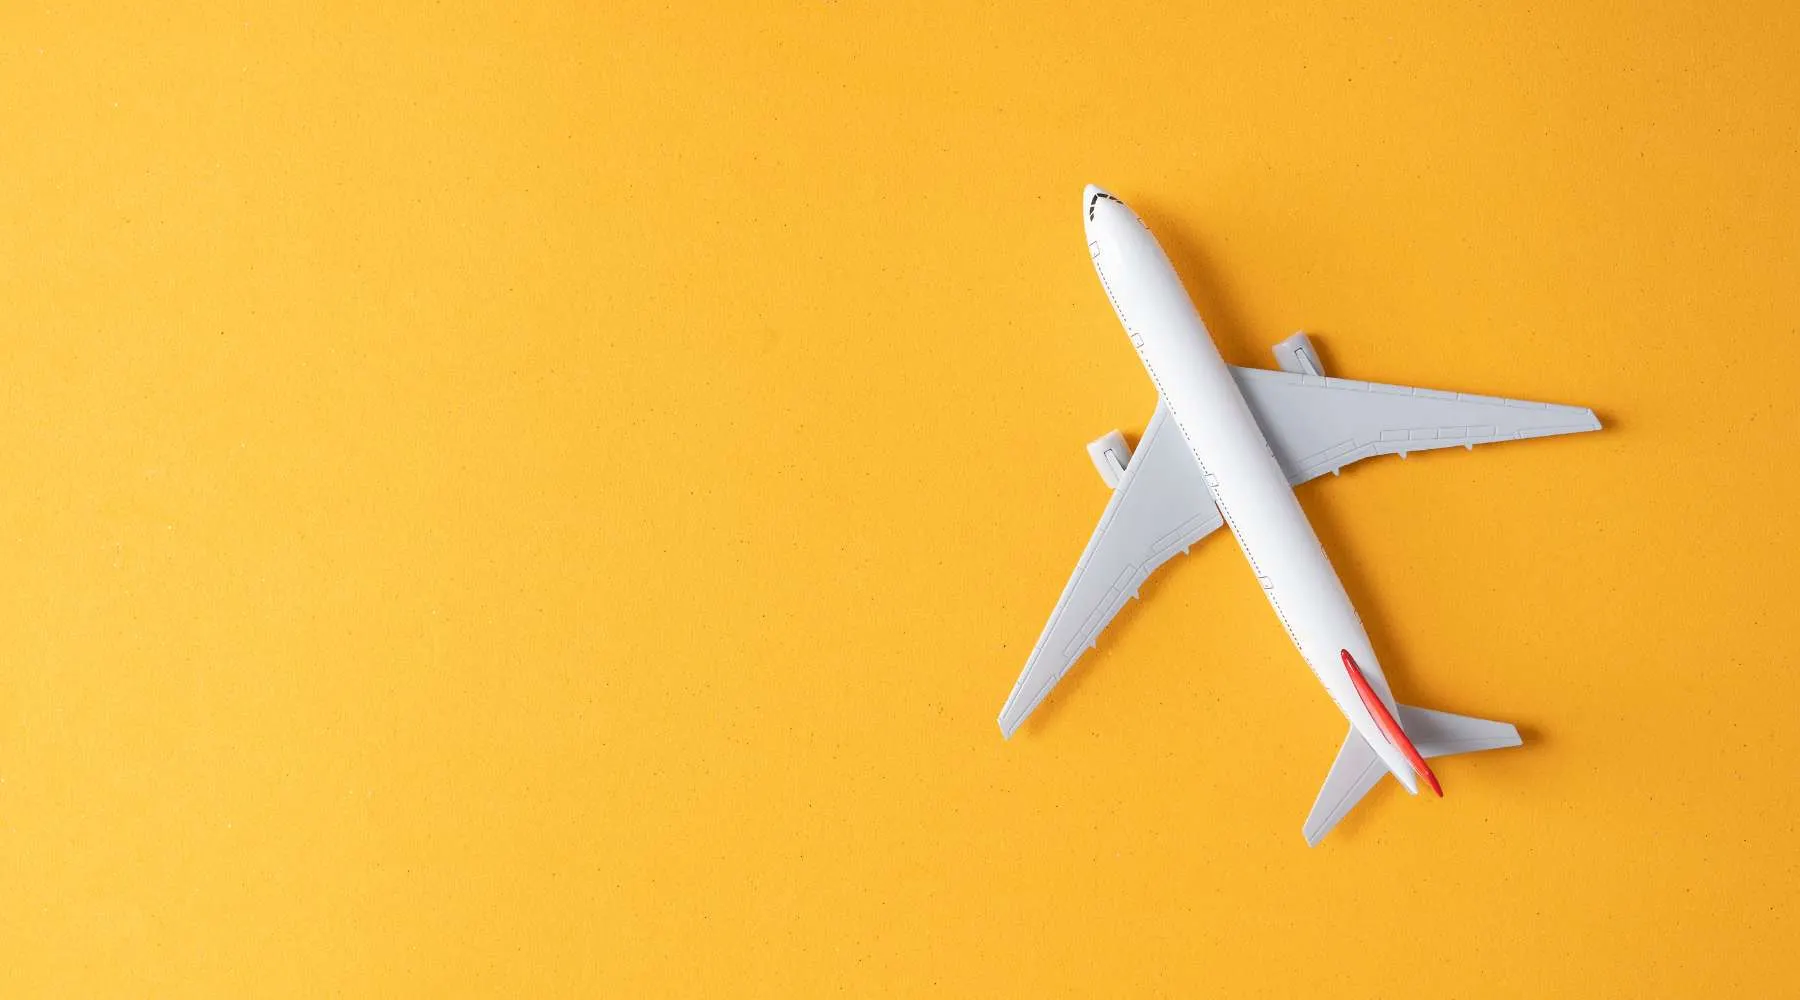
1341;650;1442;797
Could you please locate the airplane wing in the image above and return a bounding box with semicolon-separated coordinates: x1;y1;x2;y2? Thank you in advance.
1229;365;1601;487
998;400;1223;736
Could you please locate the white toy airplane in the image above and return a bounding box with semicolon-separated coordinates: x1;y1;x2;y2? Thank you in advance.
1000;186;1601;846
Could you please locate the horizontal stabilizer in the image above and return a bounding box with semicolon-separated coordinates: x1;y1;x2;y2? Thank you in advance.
1394;705;1522;757
1302;706;1522;846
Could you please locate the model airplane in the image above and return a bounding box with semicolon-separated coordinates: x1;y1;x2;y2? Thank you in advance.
1000;186;1601;845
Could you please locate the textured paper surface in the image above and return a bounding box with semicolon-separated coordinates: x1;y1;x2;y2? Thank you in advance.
2;2;1797;995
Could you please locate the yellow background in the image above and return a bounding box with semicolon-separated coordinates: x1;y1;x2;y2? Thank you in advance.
4;2;1797;995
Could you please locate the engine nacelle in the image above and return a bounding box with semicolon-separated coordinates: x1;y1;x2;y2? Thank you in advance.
1086;430;1131;489
1272;331;1325;377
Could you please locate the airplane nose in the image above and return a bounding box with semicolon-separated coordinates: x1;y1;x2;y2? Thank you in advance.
1084;184;1109;220
1084;184;1126;222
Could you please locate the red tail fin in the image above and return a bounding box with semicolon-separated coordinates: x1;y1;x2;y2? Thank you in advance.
1341;650;1443;797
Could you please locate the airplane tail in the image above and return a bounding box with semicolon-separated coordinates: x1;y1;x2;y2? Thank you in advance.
1302;706;1522;846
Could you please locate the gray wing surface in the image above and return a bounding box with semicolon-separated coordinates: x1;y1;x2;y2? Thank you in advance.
1303;708;1524;846
1229;366;1602;486
997;401;1222;736
1303;728;1387;848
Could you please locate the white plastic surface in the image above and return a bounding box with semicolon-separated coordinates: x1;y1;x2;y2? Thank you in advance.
997;184;1603;842
1079;184;1422;790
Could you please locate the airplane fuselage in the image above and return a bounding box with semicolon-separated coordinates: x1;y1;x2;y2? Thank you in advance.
1081;186;1421;793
